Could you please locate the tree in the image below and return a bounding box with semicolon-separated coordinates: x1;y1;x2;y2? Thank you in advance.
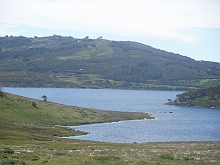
41;95;47;101
84;36;89;40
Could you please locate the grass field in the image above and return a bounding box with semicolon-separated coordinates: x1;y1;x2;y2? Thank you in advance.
0;92;219;164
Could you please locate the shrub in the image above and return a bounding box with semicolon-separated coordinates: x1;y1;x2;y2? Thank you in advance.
160;153;174;160
31;156;40;161
2;147;15;154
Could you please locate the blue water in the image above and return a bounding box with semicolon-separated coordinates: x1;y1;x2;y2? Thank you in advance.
3;87;220;143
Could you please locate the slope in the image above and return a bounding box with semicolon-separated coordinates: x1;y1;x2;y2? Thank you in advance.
0;35;220;89
0;91;152;141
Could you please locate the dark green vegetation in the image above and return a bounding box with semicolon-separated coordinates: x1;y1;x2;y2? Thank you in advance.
1;35;220;90
1;92;219;164
167;85;220;109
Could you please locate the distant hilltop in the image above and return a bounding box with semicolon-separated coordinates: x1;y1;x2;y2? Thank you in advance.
0;35;220;90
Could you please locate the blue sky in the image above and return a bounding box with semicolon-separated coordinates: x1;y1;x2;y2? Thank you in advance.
0;0;220;62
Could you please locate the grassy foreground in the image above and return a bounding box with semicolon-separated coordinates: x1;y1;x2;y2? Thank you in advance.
0;92;219;164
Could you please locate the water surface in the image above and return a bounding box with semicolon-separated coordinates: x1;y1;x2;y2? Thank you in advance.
4;87;220;143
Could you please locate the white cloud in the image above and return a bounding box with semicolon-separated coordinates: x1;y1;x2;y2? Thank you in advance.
0;0;220;43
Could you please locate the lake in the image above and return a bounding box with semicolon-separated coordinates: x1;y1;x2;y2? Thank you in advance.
3;87;220;143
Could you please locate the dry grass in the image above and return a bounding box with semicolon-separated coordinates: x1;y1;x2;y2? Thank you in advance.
1;140;219;165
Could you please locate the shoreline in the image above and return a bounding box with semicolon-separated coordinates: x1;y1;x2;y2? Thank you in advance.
1;92;220;164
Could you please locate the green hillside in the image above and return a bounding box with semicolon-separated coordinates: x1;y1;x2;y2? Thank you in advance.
167;85;220;108
0;91;152;143
1;35;220;90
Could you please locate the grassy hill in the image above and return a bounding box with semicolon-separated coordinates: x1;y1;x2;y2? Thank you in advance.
167;85;220;108
1;92;219;164
1;35;220;90
0;91;152;140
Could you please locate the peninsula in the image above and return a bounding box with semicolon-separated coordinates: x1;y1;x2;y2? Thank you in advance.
167;85;220;109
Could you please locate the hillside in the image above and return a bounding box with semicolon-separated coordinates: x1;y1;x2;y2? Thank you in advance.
1;35;220;90
0;91;152;141
167;85;220;108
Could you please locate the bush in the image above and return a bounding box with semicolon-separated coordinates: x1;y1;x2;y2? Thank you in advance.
160;153;174;160
31;156;40;161
2;147;15;154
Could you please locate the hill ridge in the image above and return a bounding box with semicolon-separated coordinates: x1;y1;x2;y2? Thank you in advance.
0;35;220;89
